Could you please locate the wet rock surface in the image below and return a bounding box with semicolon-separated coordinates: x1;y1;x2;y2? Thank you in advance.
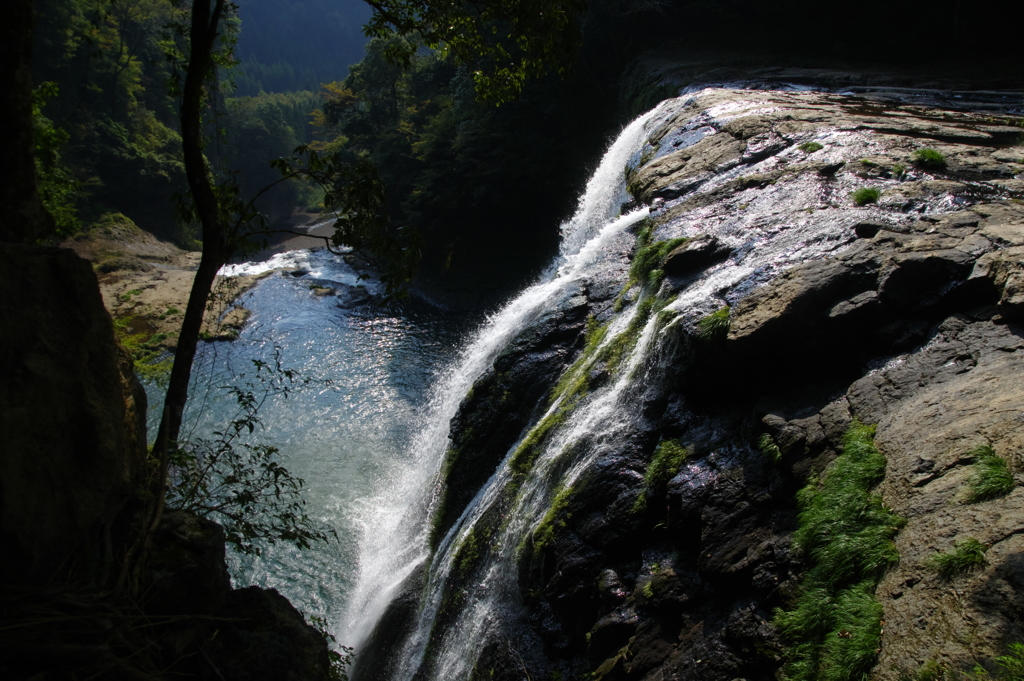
435;87;1024;681
435;288;591;541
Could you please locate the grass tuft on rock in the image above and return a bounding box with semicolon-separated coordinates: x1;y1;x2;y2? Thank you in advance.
907;644;1024;681
850;187;881;206
633;439;687;512
774;420;904;681
799;141;824;153
912;148;947;171
930;537;987;580
630;237;688;291
966;444;1015;503
697;306;730;343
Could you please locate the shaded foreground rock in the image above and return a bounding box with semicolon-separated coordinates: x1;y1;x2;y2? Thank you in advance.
0;245;331;680
0;244;148;586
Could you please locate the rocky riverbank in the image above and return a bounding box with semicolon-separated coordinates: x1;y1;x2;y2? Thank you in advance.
423;86;1024;681
62;214;267;347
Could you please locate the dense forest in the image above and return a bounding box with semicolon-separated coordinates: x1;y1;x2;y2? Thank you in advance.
29;0;364;244
29;0;1024;299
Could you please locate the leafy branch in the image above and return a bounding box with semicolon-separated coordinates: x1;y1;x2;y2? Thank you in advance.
166;353;337;555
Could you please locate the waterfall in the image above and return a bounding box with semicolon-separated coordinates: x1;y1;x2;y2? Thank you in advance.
341;101;675;677
349;87;872;679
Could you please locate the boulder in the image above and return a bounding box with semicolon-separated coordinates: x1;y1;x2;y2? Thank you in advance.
662;235;733;280
205;587;332;681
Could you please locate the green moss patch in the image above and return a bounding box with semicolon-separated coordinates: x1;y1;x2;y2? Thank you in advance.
531;485;574;553
774;420;904;681
633;439;687;512
113;315;173;386
628;220;688;291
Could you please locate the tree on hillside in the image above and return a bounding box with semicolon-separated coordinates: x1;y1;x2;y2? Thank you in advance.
1;0;54;243
145;0;588;553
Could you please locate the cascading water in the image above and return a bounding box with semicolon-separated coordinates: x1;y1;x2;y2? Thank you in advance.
356;87;906;679
338;102;678;678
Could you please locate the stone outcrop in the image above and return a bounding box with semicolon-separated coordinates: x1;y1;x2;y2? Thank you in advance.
433;86;1024;681
142;510;333;681
63;213;265;349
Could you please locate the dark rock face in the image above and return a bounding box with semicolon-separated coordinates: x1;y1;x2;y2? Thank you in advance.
434;288;591;541
0;244;148;586
140;514;332;681
144;510;232;618
717;211;1011;400
662;235;732;281
135;510;332;680
206;587;332;681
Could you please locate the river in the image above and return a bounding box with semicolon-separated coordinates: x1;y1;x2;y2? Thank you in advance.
153;247;474;650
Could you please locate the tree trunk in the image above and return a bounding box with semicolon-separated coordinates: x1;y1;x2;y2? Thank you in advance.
149;0;230;530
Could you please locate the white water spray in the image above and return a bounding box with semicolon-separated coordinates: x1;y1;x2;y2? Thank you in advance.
339;101;675;675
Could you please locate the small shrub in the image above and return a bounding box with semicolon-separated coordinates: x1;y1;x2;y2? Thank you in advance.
697;306;730;342
892;163;907;179
967;444;1015;503
799;141;824;153
912;148;947;170
930;537;987;579
963;643;1024;681
309;615;354;681
758;433;782;463
995;643;1024;681
167;357;337;555
851;187;881;206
